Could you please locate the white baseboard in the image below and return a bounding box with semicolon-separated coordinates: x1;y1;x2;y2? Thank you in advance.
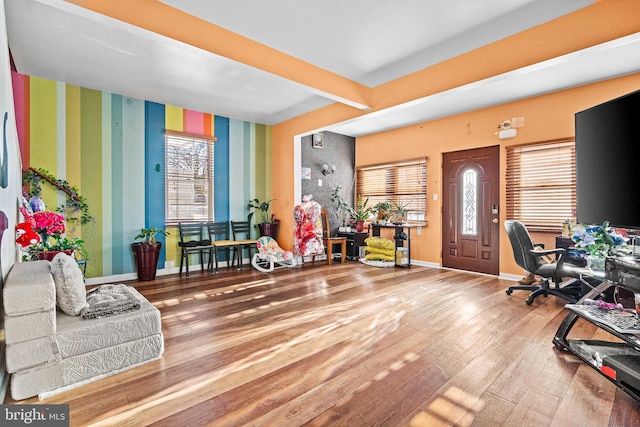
83;257;523;286
84;258;248;286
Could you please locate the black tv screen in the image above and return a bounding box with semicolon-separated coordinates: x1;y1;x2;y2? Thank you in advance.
575;89;640;230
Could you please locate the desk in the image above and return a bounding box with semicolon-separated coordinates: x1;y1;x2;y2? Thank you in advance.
554;259;640;402
371;224;413;267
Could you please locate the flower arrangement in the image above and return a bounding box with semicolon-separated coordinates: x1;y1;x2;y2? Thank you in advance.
17;207;86;261
571;221;629;258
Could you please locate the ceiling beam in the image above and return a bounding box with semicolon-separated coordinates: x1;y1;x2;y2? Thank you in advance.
65;0;373;110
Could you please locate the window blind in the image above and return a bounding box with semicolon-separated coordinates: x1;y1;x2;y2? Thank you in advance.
356;158;427;221
165;131;215;224
505;139;575;232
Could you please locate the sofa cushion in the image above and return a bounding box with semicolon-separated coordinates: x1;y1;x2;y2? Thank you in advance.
3;260;55;316
4;309;56;345
50;253;87;316
56;286;161;358
5;335;60;373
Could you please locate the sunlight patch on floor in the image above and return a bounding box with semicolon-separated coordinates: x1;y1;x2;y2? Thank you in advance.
409;386;485;427
98;293;421;425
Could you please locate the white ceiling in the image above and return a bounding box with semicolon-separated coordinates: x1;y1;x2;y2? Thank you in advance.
5;0;640;137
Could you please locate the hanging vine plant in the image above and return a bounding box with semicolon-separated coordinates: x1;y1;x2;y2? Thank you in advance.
22;167;94;225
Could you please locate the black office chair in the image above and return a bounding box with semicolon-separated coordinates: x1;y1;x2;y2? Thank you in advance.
178;222;212;278
504;219;583;305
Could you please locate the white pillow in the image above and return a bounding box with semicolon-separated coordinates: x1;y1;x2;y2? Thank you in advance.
50;252;87;316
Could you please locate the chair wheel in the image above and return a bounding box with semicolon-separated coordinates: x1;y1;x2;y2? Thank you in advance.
526;298;533;305
506;289;513;295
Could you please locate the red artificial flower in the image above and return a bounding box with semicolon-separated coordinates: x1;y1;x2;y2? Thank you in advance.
33;211;66;236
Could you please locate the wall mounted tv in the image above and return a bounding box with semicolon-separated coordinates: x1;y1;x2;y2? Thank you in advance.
575;89;640;230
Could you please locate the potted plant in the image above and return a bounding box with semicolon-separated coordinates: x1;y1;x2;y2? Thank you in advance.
247;198;279;239
16;209;86;262
390;199;411;224
330;185;352;227
351;195;372;232
131;227;169;281
373;200;393;224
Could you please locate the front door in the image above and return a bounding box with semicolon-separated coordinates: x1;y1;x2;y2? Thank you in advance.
442;146;500;275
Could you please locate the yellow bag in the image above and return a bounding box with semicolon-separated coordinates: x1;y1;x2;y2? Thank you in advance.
364;237;395;250
365;252;395;261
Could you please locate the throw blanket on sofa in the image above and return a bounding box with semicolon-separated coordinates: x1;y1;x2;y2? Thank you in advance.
81;284;141;320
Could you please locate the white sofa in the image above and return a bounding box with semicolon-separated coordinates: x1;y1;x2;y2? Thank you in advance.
3;258;164;400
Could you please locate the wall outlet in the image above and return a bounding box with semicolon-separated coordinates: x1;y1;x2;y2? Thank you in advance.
417;227;422;235
318;179;322;187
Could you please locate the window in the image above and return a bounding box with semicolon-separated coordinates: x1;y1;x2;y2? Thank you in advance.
356;158;427;222
462;168;478;235
506;139;575;233
165;131;216;224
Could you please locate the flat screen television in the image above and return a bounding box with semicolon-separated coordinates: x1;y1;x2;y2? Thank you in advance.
575;89;640;230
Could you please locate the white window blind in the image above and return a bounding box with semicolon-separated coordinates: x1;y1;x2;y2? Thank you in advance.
356;158;427;221
165;131;216;224
505;139;576;232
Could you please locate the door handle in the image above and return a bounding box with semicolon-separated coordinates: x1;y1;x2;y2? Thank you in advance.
492;218;499;224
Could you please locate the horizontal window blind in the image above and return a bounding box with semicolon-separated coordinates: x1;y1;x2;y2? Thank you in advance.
506;139;575;232
356;158;427;221
165;132;215;224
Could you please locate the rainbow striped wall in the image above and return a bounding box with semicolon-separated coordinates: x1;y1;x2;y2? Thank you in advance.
12;73;272;279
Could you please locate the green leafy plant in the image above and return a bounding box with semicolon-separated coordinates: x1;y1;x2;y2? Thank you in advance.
389;198;413;224
22;167;94;225
247;198;275;224
330;186;352;226
134;227;169;245
351;194;372;221
373;200;393;222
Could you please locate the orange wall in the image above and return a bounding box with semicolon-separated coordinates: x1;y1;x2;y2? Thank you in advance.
269;0;640;276
274;74;640;275
355;74;640;275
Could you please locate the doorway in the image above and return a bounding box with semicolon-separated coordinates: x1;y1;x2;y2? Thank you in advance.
441;145;500;275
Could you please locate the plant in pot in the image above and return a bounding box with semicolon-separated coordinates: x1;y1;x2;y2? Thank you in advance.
351;195;372;232
247;198;279;239
373;200;393;224
132;227;169;281
16;209;87;262
330;185;352;227
390;199;411;224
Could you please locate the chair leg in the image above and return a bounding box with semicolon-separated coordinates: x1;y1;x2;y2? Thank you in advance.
327;244;332;265
340;242;346;263
179;250;184;275
185;252;190;278
525;287;549;305
209;249;217;274
236;245;244;270
506;284;540;295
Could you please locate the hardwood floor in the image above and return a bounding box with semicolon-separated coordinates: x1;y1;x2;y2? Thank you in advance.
7;262;640;426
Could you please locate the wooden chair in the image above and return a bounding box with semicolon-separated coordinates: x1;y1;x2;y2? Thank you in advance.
206;221;239;273
178;222;212;278
231;220;258;270
313;210;346;265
